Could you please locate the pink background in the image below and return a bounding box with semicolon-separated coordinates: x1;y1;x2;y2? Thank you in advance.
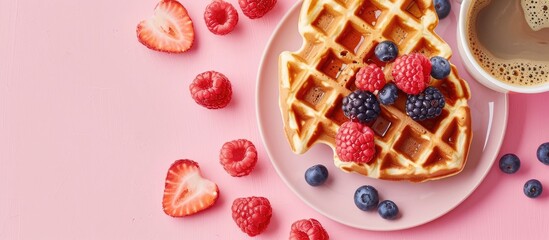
1;0;548;239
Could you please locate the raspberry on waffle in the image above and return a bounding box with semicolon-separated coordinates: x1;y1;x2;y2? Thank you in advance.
278;0;472;182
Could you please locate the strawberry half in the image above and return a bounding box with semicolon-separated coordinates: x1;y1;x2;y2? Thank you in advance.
137;0;195;53
162;159;219;217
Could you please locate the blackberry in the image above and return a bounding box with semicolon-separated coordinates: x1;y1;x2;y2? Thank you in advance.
342;90;380;123
406;86;445;121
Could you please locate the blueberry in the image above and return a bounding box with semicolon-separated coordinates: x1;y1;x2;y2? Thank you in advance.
304;164;329;186
523;179;543;198
434;0;451;19
430;56;451;79
374;41;399;62
537;142;549;165
354;185;379;211
378;200;399;220
378;83;398;105
498;153;521;174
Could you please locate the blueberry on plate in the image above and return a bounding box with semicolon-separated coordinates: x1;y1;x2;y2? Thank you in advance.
354;185;379;211
374;40;399;62
378;200;399;220
430;56;451;79
304;164;329;186
537;142;549;165
524;179;543;198
434;0;451;19
378;83;398;105
498;153;521;174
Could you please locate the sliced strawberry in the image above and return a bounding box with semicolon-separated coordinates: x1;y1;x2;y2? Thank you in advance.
162;159;219;217
137;0;195;53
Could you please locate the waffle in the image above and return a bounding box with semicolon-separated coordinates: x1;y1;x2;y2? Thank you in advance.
278;0;473;182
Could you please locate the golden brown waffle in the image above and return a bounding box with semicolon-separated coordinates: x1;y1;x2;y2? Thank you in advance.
279;0;472;182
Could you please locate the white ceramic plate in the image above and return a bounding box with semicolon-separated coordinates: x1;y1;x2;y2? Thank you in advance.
256;1;508;231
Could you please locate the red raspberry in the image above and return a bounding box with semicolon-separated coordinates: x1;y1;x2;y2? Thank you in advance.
289;218;329;240
220;139;258;177
335;121;376;163
204;0;238;35
238;0;277;19
189;71;232;109
355;64;386;92
232;196;272;237
391;53;432;94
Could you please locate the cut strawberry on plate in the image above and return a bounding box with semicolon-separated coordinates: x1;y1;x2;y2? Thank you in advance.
137;0;195;53
162;159;219;217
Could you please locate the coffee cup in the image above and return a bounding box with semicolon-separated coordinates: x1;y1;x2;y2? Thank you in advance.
457;0;549;93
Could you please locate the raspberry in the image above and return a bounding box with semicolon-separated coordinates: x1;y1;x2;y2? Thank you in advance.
335;121;376;163
204;0;238;35
189;71;232;109
355;64;386;92
220;139;258;177
232;196;272;237
391;53;432;94
238;0;277;19
289;219;329;240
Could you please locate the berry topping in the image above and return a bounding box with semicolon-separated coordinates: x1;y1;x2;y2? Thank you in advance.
354;185;379;211
304;164;329;186
204;0;239;35
392;53;432;94
220;139;258;177
499;154;521;174
430;56;451;79
374;40;399;62
524;179;543;198
238;0;277;19
335;121;376;163
434;0;451;20
342;90;381;123
378;200;399;220
189;71;232;109
355;64;386;92
405;86;445;121
289;218;329;240
537;142;549;165
378;83;399;105
136;0;195;53
232;196;272;236
162;159;219;217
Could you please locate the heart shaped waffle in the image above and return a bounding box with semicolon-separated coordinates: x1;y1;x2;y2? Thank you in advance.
278;0;473;182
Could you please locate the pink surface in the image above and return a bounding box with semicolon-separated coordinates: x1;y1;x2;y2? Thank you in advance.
0;0;548;239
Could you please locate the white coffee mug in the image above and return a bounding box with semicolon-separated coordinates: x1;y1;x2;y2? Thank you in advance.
456;0;549;93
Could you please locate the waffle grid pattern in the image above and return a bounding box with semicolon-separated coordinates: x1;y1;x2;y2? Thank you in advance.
279;0;472;182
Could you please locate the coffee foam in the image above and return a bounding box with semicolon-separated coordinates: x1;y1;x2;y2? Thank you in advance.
467;0;549;87
521;0;549;31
